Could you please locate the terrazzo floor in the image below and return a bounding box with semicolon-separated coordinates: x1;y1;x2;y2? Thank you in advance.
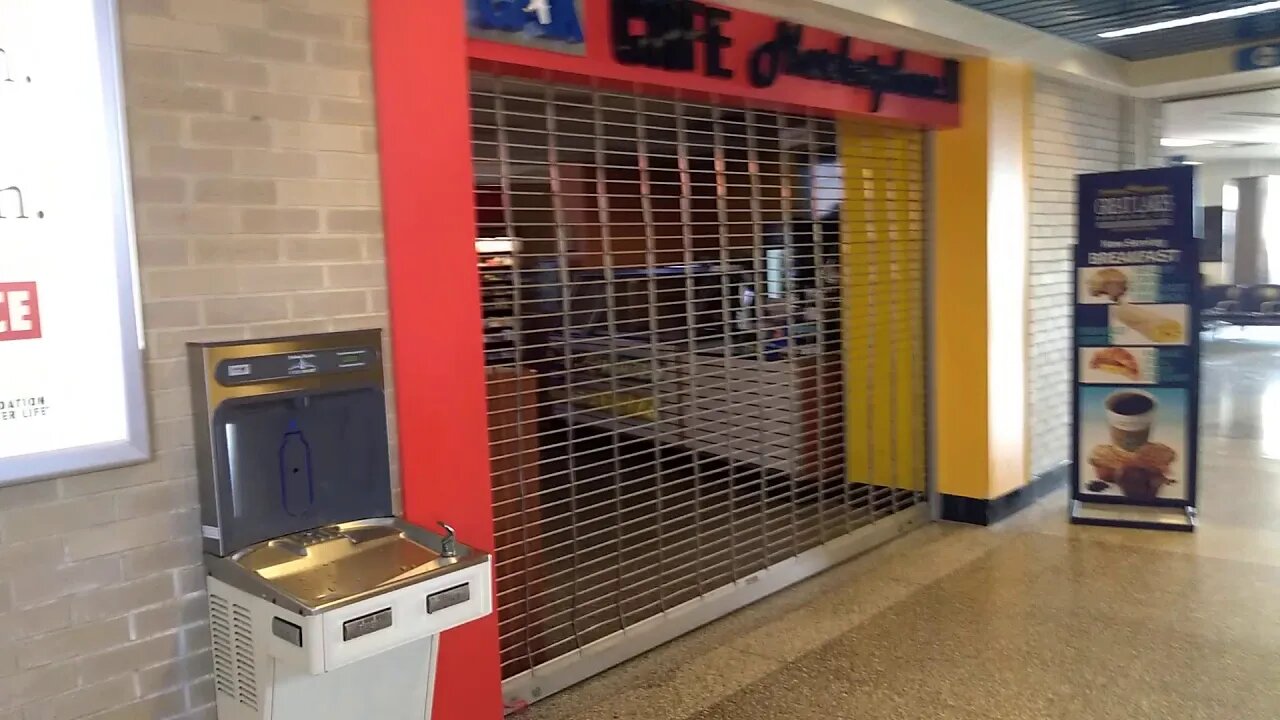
516;331;1280;720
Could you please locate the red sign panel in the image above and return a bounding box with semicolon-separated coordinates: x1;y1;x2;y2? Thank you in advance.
469;0;961;128
0;282;42;341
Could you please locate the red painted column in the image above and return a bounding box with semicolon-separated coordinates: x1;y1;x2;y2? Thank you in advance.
369;3;502;720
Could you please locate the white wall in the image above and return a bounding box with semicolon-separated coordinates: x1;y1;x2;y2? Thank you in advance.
1196;159;1280;206
1027;76;1161;478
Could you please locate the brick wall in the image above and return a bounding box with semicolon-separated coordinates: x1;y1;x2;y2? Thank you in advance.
1028;76;1160;478
0;1;390;718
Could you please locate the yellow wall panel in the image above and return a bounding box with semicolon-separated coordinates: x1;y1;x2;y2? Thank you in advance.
838;122;926;495
933;57;1033;501
841;164;873;484
933;58;993;500
892;134;923;494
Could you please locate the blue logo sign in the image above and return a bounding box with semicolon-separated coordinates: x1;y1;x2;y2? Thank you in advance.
470;0;584;44
1234;13;1280;41
1235;43;1280;72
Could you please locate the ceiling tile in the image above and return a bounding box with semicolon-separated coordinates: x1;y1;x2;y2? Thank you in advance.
952;0;1280;60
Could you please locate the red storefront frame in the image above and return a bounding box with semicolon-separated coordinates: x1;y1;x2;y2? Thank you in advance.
371;2;959;719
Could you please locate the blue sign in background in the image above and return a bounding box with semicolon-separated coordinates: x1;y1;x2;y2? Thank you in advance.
1235;43;1280;72
1073;166;1199;514
468;0;585;52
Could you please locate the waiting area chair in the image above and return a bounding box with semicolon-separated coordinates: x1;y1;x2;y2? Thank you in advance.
1202;283;1280;329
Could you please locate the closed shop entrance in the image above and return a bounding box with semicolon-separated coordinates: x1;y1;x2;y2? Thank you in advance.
470;71;929;702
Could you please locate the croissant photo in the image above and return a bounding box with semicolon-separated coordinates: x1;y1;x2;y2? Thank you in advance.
1089;347;1140;380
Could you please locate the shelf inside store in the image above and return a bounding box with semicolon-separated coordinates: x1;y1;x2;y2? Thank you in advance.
478;237;519;366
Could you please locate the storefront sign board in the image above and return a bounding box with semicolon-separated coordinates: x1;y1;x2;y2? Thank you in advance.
468;0;961;128
1072;166;1199;530
0;0;149;486
468;0;587;55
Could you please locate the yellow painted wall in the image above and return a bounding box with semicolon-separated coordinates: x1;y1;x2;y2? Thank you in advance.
933;59;993;499
839;57;1032;503
839;122;926;493
932;58;1032;500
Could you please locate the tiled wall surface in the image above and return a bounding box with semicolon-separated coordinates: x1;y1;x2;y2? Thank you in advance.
1028;75;1160;478
0;1;389;718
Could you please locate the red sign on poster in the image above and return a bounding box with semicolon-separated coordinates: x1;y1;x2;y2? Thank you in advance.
0;282;42;341
468;0;961;127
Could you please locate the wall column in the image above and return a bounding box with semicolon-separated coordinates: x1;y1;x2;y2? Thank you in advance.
933;58;1033;518
1236;177;1267;286
371;2;503;719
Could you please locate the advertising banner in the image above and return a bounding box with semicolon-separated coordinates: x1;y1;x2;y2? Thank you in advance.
1072;166;1199;529
0;0;149;485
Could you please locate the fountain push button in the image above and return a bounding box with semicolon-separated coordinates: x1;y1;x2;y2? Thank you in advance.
342;608;393;641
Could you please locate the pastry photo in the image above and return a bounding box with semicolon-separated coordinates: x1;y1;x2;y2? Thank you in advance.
1087;267;1129;302
1080;347;1154;384
1086;441;1177;501
1079;265;1159;305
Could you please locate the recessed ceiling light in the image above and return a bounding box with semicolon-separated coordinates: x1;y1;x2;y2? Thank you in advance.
1181;161;1204;166
1099;1;1280;38
1161;138;1215;148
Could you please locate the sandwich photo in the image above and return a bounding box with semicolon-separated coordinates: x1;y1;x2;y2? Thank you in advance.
1080;347;1154;384
1088;347;1140;380
1109;303;1186;345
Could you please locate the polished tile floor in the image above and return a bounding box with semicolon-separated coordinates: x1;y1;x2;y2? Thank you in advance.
521;331;1280;719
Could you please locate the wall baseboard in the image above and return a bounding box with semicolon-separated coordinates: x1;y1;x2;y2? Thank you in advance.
940;464;1069;526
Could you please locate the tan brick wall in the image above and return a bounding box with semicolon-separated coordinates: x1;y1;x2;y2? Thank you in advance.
0;1;390;718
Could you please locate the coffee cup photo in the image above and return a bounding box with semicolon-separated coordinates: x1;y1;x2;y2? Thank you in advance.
1079;384;1188;503
1105;390;1156;451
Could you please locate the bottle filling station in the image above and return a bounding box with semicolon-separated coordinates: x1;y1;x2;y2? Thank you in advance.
188;330;492;720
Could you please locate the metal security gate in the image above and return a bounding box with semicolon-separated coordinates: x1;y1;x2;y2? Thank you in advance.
471;71;929;702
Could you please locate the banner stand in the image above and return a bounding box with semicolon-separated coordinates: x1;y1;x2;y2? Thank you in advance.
1069;166;1199;533
1070;500;1196;532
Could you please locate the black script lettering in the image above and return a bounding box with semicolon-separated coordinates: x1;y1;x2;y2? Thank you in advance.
663;0;697;72
703;6;733;78
939;59;960;102
612;0;733;78
611;0;694;70
612;0;647;64
747;22;961;110
747;22;802;88
865;51;906;113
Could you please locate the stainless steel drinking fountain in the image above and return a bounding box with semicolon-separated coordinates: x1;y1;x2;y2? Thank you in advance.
188;330;492;720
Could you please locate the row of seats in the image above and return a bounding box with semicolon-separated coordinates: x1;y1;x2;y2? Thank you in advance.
1203;284;1280;326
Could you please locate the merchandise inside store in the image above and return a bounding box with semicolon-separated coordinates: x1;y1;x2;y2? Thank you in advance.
469;71;930;684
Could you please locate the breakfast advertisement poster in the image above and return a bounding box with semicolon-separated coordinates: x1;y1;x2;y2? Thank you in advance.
1073;166;1199;511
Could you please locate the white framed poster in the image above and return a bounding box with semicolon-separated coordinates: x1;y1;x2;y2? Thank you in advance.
0;0;149;486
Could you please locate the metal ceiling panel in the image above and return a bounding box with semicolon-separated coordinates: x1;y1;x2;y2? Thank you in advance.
951;0;1280;60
